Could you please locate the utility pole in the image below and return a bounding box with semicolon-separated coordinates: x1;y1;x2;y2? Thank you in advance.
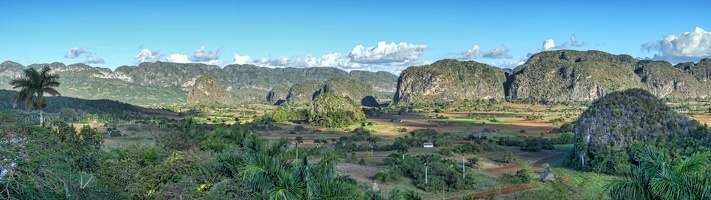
425;163;428;185
462;155;466;179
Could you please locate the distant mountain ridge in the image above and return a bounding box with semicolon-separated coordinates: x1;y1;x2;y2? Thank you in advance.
6;49;711;107
0;61;398;106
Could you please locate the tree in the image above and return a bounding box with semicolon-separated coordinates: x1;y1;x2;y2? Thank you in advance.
419;154;437;185
367;136;380;149
295;136;304;159
607;147;711;200
240;137;365;199
10;65;61;126
504;151;514;163
396;143;409;160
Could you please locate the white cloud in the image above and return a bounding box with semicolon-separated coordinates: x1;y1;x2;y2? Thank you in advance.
642;27;711;63
490;60;525;69
482;45;513;59
303;53;367;69
65;47;105;64
570;34;586;47
543;39;556;51
660;27;711;57
457;45;481;60
248;53;365;70
192;46;222;63
347;41;427;65
165;54;190;63
542;35;586;51
134;49;163;63
233;53;252;65
85;57;105;64
65;47;90;58
252;57;291;68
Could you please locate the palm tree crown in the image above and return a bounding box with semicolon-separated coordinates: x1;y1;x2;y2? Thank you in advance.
10;66;61;109
10;66;61;126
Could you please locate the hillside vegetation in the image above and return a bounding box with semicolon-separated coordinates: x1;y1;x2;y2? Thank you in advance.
567;88;711;174
393;59;506;105
507;50;711;103
321;76;375;106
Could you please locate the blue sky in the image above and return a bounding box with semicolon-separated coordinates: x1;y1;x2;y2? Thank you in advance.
1;0;710;74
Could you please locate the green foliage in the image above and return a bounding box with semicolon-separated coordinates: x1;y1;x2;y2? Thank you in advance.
307;93;366;128
0;114;110;199
496;136;554;152
381;154;477;192
10;65;61;126
374;168;401;183
265;107;307;122
607;146;711;200
569;89;711;174
239;137;365;199
515;169;532;183
467;157;479;168
550;132;575;145
51;121;104;172
504;151;514;163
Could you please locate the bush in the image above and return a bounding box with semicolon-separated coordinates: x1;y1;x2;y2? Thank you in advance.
515;169;531;183
358;158;366;165
467;157;479;168
439;148;453;156
294;125;307;132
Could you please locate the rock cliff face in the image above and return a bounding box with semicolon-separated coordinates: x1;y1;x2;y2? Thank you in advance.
392;59;506;105
507;50;711;102
266;84;290;105
186;75;228;106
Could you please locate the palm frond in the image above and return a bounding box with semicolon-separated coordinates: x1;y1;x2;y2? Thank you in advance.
42;88;61;96
674;153;709;174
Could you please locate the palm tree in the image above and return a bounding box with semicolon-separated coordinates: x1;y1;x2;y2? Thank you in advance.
240;136;364;200
294;136;304;159
10;66;61;126
396;144;408;160
607;147;711;200
418;154;437;185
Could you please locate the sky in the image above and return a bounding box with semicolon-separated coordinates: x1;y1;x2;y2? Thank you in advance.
1;0;710;74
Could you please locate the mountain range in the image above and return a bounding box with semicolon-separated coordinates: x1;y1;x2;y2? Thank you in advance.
2;49;711;107
0;61;398;106
394;50;711;104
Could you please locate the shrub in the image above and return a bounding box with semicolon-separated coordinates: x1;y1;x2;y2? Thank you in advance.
467;157;479;168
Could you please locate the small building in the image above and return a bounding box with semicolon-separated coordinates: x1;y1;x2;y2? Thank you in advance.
423;141;434;148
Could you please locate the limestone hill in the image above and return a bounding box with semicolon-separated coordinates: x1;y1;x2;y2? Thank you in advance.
393;59;506;105
568;88;706;174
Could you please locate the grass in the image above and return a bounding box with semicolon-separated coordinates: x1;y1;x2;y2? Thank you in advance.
554;144;574;152
431;118;509;125
555;167;616;199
